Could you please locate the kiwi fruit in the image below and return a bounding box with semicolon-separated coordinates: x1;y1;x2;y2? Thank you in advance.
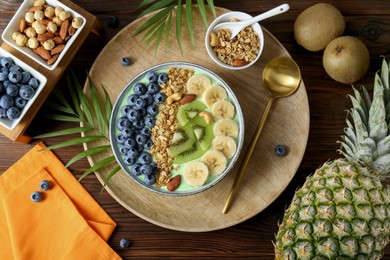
173;141;204;164
169;123;196;156
323;36;370;84
294;3;345;51
177;101;206;126
189;116;214;151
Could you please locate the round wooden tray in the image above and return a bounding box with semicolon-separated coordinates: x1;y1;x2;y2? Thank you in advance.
84;7;309;232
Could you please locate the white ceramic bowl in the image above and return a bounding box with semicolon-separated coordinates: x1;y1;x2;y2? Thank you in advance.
0;48;47;130
205;11;264;70
1;0;86;70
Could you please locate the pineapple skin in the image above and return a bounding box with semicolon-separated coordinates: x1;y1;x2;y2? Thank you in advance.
275;159;390;260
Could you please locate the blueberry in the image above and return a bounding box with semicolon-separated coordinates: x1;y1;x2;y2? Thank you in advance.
9;64;22;73
147;82;160;94
127;94;138;106
19;85;35;100
126;108;140;122
0;83;4;95
28;77;39;89
132;119;145;130
0;108;7;118
144;116;155;128
138;151;152;164
0;70;8;81
121;105;132;116
134;82;147;95
123;156;136;166
0;94;14;109
146;105;158;116
141;93;154;106
2;80;12;88
144;139;153;150
157;73;168;84
40;180;51;191
121;57;131;66
116;116;132;130
0;57;13;68
126;147;139;160
143;174;156;185
15;96;27;109
275;144;287;156
140;127;151;137
121;127;135;138
107;15;119;28
136;143;144;154
137;108;146;117
119;146;129;156
8;71;22;83
119;238;131;249
30;191;42;202
135;134;147;146
146;71;157;82
150;161;158;171
116;134;127;144
7;107;20;120
140;164;153;176
123;138;137;149
21;71;31;84
153;92;166;104
134;96;146;109
130;163;142;176
6;84;18;97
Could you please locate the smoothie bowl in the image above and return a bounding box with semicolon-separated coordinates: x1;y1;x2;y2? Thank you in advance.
110;62;244;196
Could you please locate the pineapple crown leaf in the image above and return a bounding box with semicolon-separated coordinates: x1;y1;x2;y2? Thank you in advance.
339;57;390;177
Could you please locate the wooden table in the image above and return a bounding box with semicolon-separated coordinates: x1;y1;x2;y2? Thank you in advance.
1;0;389;259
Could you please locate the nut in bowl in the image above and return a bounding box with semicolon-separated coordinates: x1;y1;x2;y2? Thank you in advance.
1;0;86;70
110;62;244;196
205;12;264;70
0;48;47;130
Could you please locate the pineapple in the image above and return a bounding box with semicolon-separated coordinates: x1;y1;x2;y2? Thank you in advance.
275;58;390;259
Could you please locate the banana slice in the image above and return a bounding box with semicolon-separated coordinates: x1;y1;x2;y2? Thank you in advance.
212;136;237;159
183;161;209;187
202;85;227;109
201;150;227;176
212;99;235;121
214;118;239;138
186;74;211;96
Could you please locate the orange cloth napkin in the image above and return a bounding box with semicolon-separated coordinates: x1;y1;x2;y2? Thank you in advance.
0;142;122;260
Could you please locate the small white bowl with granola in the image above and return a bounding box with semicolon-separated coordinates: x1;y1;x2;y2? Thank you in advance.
205;11;264;70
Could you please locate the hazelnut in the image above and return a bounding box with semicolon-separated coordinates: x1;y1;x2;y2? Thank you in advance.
59;11;71;21
44;6;55;18
25;27;37;38
15;34;28;46
43;39;55;50
33;0;45;6
27;37;39;49
34;10;44;21
54;7;63;17
25;12;35;23
52;17;62;26
34;23;46;34
71;17;83;29
47;22;57;33
12;32;21;41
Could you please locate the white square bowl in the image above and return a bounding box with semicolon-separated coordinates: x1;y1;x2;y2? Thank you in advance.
0;48;47;130
1;0;86;70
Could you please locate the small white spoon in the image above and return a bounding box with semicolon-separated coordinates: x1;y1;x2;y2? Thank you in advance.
213;3;290;39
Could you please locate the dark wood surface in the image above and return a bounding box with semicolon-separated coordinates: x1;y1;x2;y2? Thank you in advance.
1;0;389;259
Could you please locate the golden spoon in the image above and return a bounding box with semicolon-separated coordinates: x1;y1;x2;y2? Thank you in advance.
222;57;301;214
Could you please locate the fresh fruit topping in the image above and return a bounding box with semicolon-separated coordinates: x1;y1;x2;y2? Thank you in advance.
179;94;197;105
157;73;168;84
173;141;204;164
186;74;211;96
167;175;181;191
212;136;237;159
107;15;119;28
177;100;206;126
134;82;147;95
212;99;235;121
183;161;209;187
169;123;196;157
189;115;214;151
214;118;239;138
119;238;131;248
201;150;227;176
274;144;287;156
146;71;157;82
40;180;51;191
203;85;227;109
30;191;43;202
143;174;156;185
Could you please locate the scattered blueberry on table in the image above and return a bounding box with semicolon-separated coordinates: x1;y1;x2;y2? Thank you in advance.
30;191;43;202
107;15;119;28
40;180;51;191
121;57;131;66
274;144;287;156
119;238;131;249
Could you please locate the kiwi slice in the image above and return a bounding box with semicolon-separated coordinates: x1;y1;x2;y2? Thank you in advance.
169;123;196;156
173;141;204;164
177;101;206;126
189;116;214;151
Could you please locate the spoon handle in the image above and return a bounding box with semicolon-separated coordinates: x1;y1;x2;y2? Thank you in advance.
222;97;275;214
240;3;290;28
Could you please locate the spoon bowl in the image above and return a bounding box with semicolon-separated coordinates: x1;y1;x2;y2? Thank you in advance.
222;57;301;214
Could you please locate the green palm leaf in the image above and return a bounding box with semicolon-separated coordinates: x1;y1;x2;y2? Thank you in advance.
43;135;106;151
34;127;95;139
185;0;195;46
176;0;183;54
66;145;112;168
100;165;121;193
78;155;117;182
